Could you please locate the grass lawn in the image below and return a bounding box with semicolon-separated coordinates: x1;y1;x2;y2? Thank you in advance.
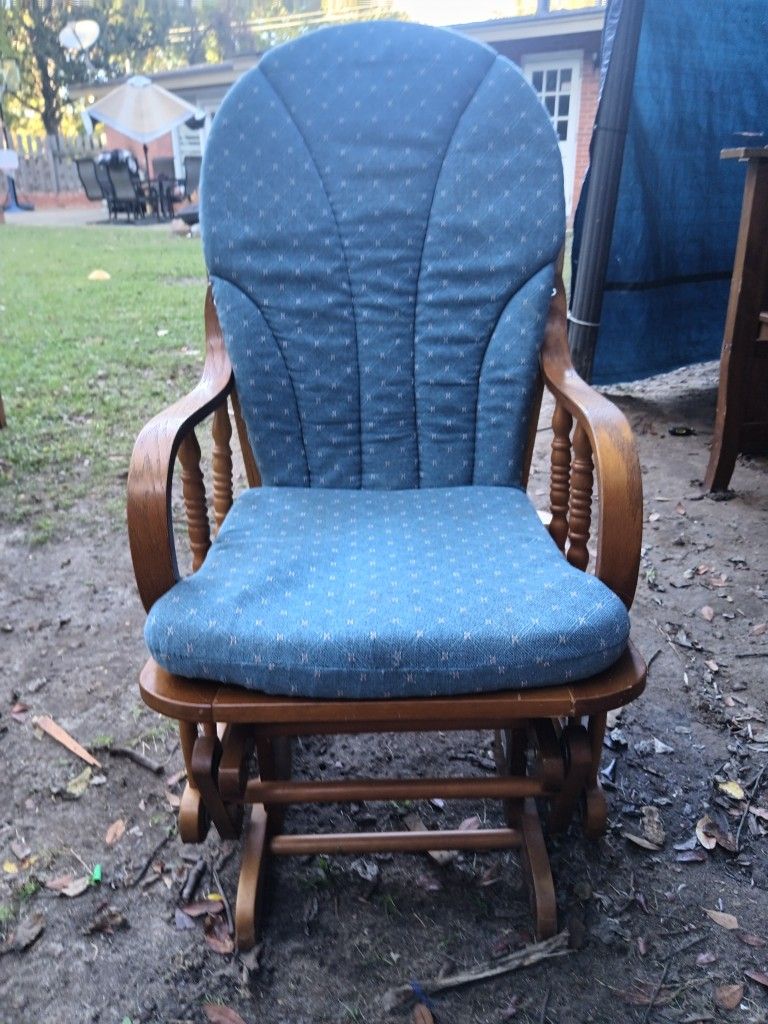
0;226;207;542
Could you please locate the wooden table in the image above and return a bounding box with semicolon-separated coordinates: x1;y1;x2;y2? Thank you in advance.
705;148;768;491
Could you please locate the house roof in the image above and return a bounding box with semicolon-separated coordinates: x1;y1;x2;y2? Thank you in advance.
457;6;604;44
72;5;604;102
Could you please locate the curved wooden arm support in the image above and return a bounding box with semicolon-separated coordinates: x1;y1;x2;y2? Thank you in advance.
128;286;234;612
541;275;643;609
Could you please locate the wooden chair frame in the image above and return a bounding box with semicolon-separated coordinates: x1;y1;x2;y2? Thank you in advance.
127;272;645;948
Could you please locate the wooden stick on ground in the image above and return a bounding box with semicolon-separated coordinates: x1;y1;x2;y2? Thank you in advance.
33;715;102;768
382;932;570;1011
109;745;164;775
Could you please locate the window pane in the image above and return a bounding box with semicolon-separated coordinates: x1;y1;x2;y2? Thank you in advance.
532;70;543;91
545;70;557;91
558;95;570;117
560;68;572;85
545;95;556;116
557;119;568;141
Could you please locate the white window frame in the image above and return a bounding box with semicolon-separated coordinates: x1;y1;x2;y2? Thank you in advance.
522;50;583;217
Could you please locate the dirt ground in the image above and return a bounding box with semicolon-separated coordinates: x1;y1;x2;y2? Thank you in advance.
1;360;766;1024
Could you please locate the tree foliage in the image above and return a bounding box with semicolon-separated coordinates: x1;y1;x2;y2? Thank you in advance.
1;1;176;134
0;1;395;135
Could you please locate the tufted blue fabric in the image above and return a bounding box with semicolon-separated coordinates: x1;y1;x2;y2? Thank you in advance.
201;21;564;489
145;487;630;698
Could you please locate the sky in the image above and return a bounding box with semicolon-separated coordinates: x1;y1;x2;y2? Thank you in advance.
397;2;529;26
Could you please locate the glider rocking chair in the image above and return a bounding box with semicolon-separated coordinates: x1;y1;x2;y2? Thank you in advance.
128;22;645;949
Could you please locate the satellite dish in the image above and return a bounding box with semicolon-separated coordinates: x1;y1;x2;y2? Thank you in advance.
59;20;100;53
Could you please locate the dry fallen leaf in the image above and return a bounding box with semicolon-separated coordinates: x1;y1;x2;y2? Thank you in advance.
104;819;126;846
718;781;745;801
641;806;666;847
459;815;482;831
696;815;720;847
745;969;768;989
620;980;675;1006
652;737;674;755
61;876;91;898
704;908;739;930
65;766;92;799
11;702;29;723
202;1006;248;1024
5;912;45;953
714;983;744;1010
10;840;31;861
174;908;196;931
204;915;234;956
696;951;718;966
45;874;75;892
735;931;766;948
412;1005;435;1024
180;900;224;919
676;849;707;864
700;605;715;622
84;907;128;935
402;812;455;866
696;815;736;852
623;831;662;852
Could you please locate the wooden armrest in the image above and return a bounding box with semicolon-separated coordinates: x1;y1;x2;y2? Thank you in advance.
540;275;643;609
128;286;233;611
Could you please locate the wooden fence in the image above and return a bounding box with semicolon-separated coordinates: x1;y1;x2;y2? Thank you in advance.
6;132;104;195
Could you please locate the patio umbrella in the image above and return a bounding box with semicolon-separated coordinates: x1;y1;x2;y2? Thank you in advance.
86;75;202;178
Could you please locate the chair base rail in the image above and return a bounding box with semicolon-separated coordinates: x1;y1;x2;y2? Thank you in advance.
269;827;522;856
145;643;646;950
243;773;551;805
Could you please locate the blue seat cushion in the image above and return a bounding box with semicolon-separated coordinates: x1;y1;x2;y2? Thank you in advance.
145;486;630;699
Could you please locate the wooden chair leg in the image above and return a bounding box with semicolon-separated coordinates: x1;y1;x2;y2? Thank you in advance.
178;721;209;843
256;736;293;833
583;712;608;838
235;804;270;950
518;797;557;940
495;726;527;828
496;726;557;938
547;722;591;834
190;733;243;840
179;783;210;843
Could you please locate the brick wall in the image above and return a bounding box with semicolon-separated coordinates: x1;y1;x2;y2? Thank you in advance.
572;55;599;217
103;128;174;177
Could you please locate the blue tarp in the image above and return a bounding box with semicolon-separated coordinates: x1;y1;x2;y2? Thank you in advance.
573;0;768;384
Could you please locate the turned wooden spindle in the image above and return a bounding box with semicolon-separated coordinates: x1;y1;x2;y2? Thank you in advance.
231;389;261;488
549;402;572;552
212;403;234;531
178;430;211;571
566;423;594;571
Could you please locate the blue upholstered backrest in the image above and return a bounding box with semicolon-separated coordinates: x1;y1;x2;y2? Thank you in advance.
202;21;564;489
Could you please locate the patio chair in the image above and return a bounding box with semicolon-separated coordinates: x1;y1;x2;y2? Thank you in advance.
182;154;201;199
152;156;183;219
93;160;117;219
105;164;148;221
75;157;106;205
128;22;645;949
